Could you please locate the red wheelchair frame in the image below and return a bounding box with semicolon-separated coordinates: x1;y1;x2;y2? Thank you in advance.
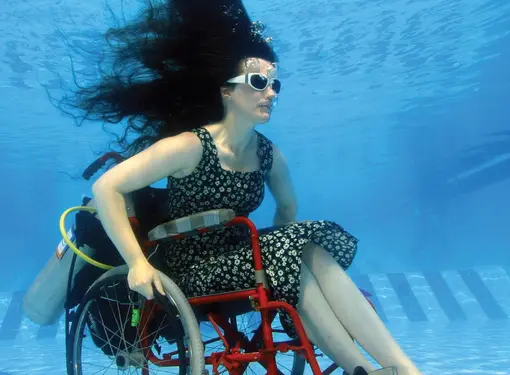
83;152;376;375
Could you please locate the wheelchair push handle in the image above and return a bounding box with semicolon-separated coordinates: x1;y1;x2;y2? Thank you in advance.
82;152;125;180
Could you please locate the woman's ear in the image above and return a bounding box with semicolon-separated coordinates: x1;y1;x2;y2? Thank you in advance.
220;85;233;100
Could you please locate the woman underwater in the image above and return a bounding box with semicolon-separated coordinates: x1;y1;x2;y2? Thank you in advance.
60;1;424;374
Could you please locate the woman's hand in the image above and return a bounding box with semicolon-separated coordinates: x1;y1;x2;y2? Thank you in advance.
127;258;166;300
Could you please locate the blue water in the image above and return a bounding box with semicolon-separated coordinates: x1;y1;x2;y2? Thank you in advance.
1;0;510;373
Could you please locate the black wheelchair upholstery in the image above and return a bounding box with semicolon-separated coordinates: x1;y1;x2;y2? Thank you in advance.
66;186;170;309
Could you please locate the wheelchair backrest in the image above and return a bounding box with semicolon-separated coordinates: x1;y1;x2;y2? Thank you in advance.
132;186;170;236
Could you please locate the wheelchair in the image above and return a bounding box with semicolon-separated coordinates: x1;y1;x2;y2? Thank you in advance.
61;152;378;375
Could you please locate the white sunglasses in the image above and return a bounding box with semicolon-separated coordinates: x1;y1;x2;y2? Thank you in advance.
227;73;281;94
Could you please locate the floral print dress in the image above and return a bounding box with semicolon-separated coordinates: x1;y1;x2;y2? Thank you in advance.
160;127;358;337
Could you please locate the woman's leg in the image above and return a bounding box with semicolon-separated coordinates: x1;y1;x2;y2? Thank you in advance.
298;262;376;374
301;243;422;375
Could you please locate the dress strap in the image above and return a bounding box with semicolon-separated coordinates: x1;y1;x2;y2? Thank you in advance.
194;126;273;175
256;131;274;176
191;127;221;168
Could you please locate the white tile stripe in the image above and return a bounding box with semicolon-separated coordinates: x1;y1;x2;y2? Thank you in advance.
441;269;488;322
405;272;449;324
57;318;67;339
18;317;40;341
0;293;11;328
1;266;510;339
476;265;510;318
368;273;407;323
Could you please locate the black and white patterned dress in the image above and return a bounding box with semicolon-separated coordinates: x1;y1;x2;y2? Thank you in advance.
161;127;358;337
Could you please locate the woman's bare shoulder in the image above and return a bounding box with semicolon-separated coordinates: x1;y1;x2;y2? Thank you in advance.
93;129;203;194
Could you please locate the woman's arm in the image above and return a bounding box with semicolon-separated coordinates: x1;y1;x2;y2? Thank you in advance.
265;144;298;226
92;131;202;268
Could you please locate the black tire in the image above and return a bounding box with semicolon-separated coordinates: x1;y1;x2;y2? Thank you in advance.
67;265;204;375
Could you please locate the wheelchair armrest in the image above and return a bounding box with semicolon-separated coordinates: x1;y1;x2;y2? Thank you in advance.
148;209;236;241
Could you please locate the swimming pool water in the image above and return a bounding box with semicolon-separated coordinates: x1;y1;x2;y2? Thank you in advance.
1;265;509;374
1;0;510;373
0;323;509;374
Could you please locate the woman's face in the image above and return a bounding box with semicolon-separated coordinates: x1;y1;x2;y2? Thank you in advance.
223;58;280;124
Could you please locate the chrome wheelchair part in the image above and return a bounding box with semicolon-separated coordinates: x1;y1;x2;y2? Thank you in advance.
115;350;146;370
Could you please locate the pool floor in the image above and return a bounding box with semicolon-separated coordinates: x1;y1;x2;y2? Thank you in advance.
0;321;507;375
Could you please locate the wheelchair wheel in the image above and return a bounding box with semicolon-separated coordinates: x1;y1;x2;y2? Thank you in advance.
67;265;204;375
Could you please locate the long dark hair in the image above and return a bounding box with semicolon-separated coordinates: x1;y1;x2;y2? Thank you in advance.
57;0;278;158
